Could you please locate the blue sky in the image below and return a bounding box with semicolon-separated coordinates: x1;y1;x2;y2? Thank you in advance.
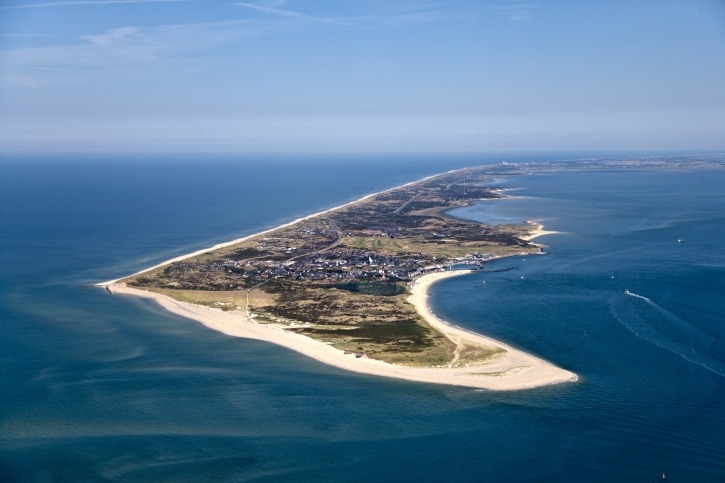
1;0;724;153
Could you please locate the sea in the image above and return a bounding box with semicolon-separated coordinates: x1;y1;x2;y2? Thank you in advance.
1;153;724;482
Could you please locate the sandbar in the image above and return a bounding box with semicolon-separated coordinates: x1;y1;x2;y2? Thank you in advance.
521;222;560;241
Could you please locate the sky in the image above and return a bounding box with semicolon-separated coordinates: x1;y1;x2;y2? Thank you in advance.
1;0;724;154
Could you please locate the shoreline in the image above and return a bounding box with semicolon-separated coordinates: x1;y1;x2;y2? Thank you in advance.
99;170;577;390
107;271;576;390
521;222;560;241
96;170;453;287
406;270;577;389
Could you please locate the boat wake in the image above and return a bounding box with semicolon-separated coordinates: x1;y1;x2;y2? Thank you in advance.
624;290;650;301
612;295;725;380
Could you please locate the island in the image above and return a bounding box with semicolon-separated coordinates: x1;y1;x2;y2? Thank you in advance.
100;164;580;390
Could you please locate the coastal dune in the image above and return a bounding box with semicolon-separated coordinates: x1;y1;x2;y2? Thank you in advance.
106;270;576;391
100;170;576;391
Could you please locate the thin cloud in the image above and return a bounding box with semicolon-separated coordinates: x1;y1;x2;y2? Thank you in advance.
0;33;57;37
231;2;349;26
0;2;455;87
3;0;192;10
81;26;142;46
0;19;264;85
232;1;456;29
370;8;459;28
232;2;305;18
490;2;539;22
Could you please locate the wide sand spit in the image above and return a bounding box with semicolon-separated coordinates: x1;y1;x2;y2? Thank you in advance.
99;173;577;391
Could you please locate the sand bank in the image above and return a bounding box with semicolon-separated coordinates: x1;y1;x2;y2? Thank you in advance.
107;271;576;391
521;222;560;241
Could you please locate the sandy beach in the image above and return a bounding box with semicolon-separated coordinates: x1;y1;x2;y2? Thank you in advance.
98;171;450;286
99;172;576;391
521;222;560;241
106;270;576;391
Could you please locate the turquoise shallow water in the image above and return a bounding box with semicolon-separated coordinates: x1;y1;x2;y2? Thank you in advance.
1;155;724;482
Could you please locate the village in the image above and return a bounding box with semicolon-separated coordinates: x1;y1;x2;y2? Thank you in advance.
156;245;502;291
125;165;543;364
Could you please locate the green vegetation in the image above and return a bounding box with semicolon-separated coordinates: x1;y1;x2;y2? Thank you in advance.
323;281;405;296
125;165;544;366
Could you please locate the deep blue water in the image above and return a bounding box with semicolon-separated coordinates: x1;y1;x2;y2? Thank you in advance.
2;154;724;482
